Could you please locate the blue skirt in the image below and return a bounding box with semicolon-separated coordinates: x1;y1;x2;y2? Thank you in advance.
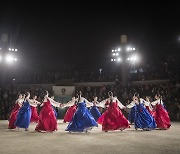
65;102;98;132
134;103;156;129
15;101;32;129
128;107;135;124
90;106;101;121
52;106;58;119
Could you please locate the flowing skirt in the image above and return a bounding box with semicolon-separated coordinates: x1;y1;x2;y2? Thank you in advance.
35;103;57;132
65;102;98;132
154;104;171;129
64;105;77;123
90;106;101;121
30;106;39;123
8;104;20;129
102;103;130;131
134;104;156;130
52;106;58;119
128;107;135;124
15;101;32;129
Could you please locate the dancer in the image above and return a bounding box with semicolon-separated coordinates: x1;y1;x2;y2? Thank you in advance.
151;93;171;129
89;96;101;121
51;96;58;119
126;93;156;131
143;96;155;116
30;95;41;123
35;90;61;132
128;105;135;124
65;91;98;133
63;96;77;123
15;92;37;131
98;91;130;132
8;94;24;129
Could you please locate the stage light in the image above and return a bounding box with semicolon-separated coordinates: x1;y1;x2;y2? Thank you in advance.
118;48;121;51
15;49;18;51
133;48;135;50
12;48;14;51
111;59;114;61
9;48;11;51
5;54;13;63
116;53;119;56
112;50;114;52
117;58;122;62
112;53;115;56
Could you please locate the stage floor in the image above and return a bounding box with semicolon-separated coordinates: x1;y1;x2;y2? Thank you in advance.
0;120;180;154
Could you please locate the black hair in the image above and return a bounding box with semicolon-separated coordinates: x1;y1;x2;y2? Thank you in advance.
108;91;113;97
25;92;30;98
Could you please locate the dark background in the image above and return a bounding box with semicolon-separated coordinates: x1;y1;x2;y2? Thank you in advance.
0;1;179;71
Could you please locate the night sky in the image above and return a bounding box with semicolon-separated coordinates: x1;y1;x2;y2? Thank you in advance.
0;2;179;71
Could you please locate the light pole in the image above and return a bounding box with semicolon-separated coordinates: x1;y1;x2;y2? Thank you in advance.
110;35;140;87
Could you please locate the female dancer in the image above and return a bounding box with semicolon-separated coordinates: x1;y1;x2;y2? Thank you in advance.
89;96;101;121
98;91;130;132
143;96;155;116
64;91;98;133
8;94;24;129
63;96;77;123
35;90;61;132
126;93;156;131
151;93;171;129
15;92;37;131
51;96;58;119
30;95;41;123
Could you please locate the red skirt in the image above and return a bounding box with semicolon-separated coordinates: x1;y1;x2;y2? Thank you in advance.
35;101;57;132
30;106;39;123
101;103;130;131
64;105;77;122
8;104;20;129
154;104;171;129
146;106;155;117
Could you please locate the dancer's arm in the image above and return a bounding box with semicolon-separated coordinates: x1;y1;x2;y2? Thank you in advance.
126;101;135;108
26;98;38;107
116;98;125;109
48;97;61;107
96;99;107;108
63;100;75;108
84;98;93;107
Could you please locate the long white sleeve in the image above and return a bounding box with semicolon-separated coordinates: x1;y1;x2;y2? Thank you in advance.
26;98;38;107
116;98;125;109
83;98;93;107
151;99;164;106
126;101;135;108
16;99;23;107
48;97;60;107
97;99;108;108
63;100;76;107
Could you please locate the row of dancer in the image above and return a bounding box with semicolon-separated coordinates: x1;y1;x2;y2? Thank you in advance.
8;90;171;133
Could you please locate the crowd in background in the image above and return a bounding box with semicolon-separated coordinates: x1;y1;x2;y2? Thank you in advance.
3;60;180;84
0;81;180;121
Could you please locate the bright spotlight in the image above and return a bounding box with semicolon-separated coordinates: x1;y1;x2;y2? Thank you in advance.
112;50;114;52
116;53;119;56
15;49;18;51
118;48;121;51
111;59;114;61
133;48;135;50
112;53;115;56
5;54;14;63
9;48;12;51
117;58;122;62
127;47;130;51
12;48;14;51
